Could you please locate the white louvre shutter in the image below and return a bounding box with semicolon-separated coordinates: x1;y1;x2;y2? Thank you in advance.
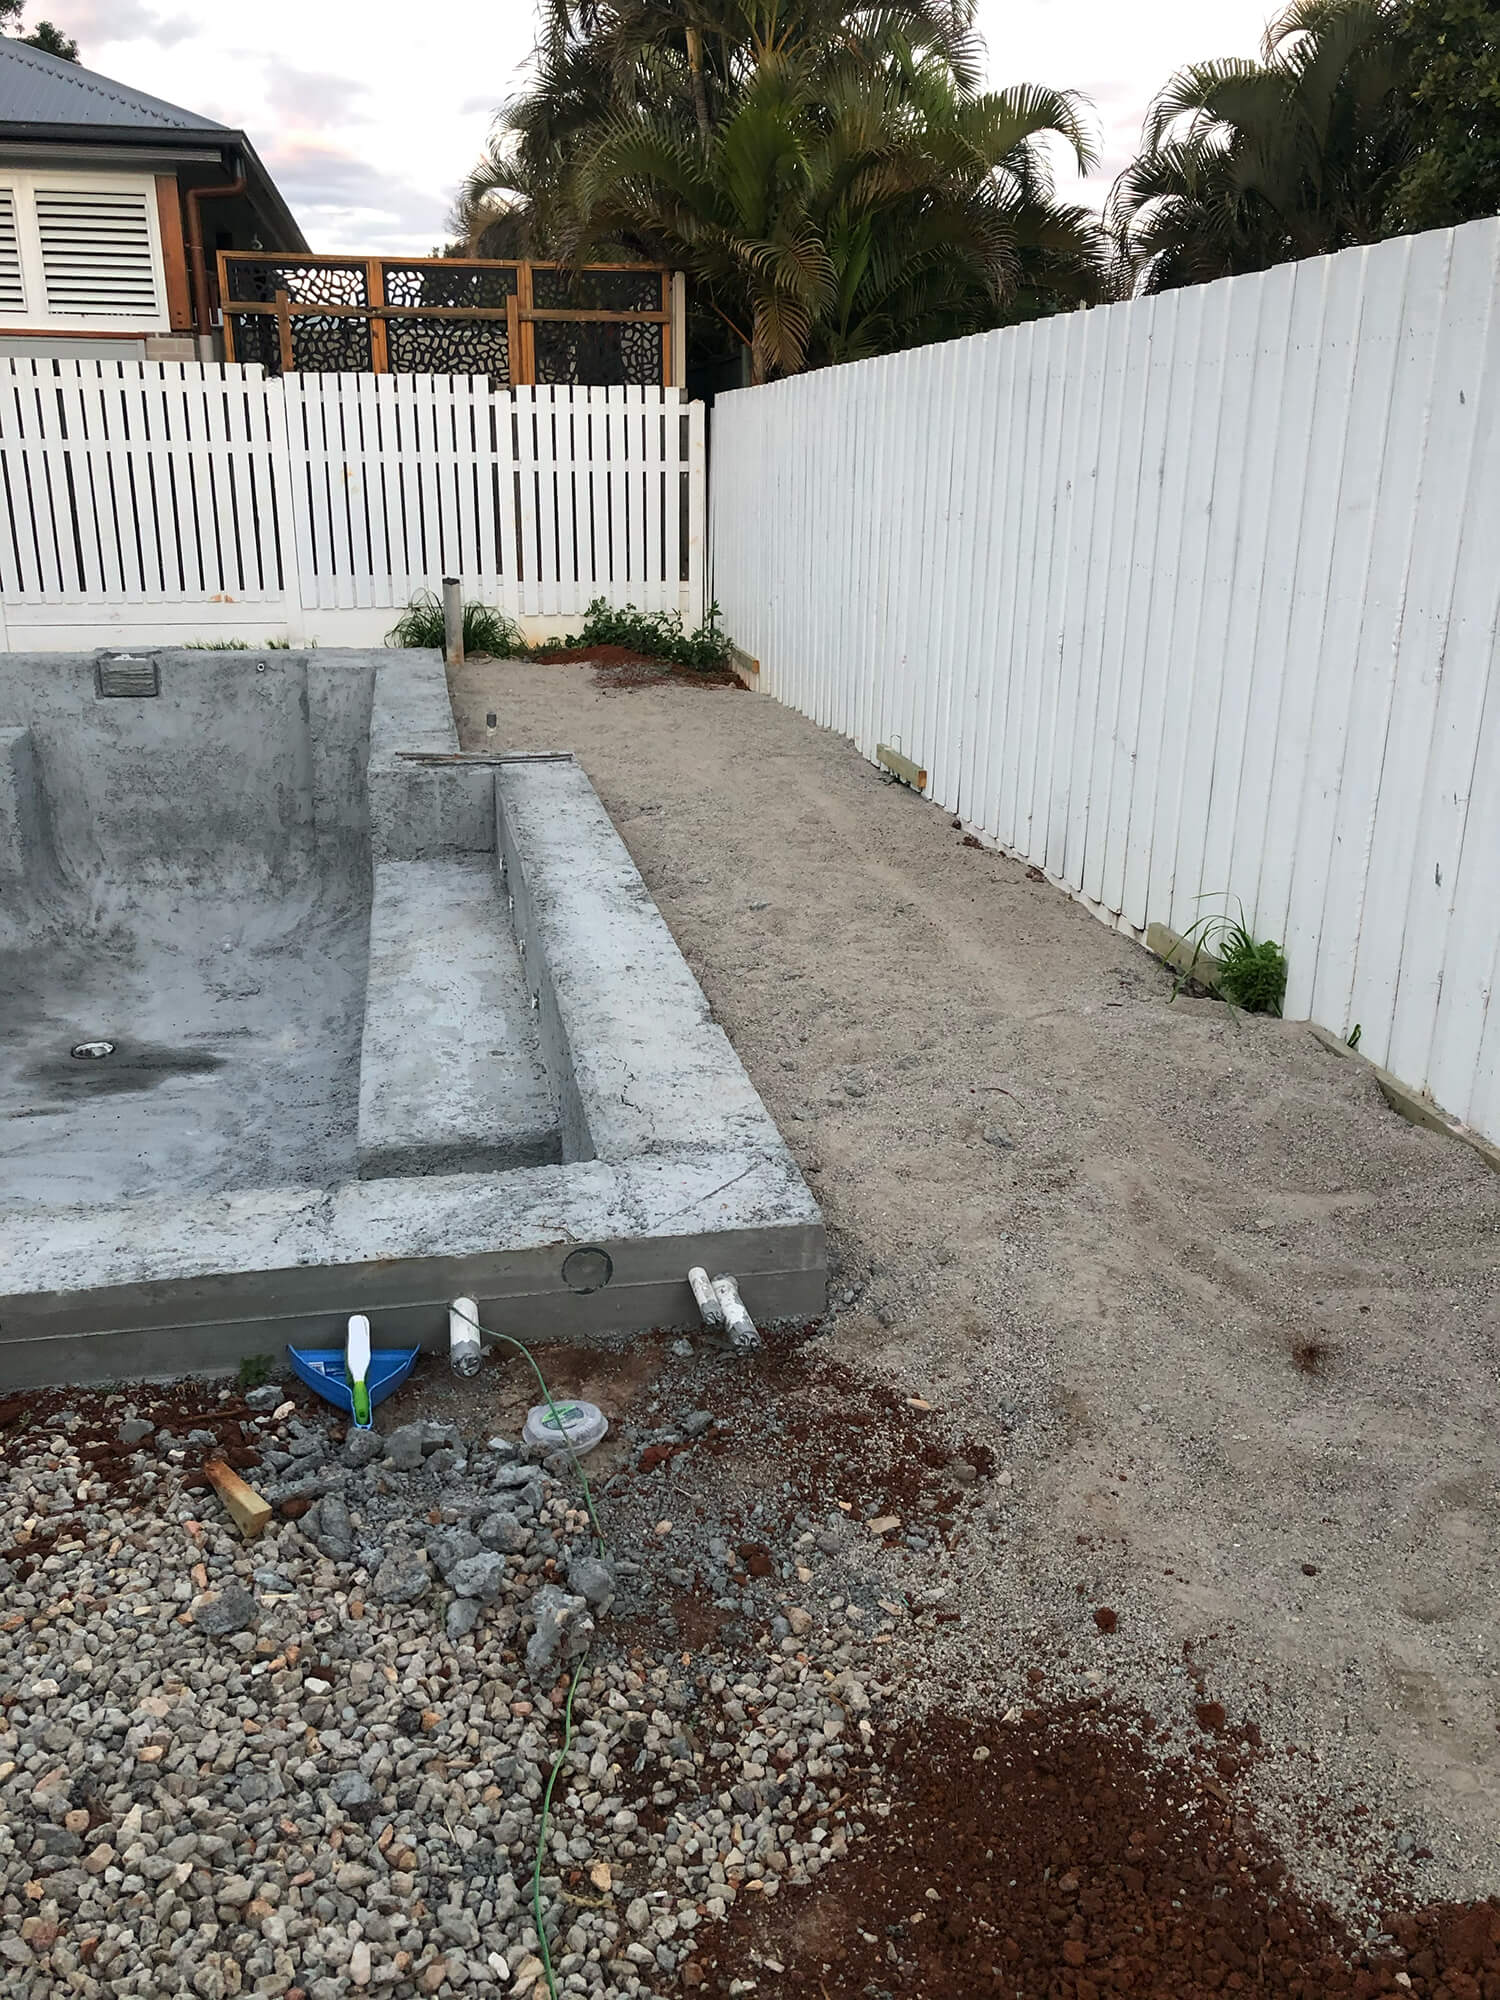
0;188;25;310
35;185;159;317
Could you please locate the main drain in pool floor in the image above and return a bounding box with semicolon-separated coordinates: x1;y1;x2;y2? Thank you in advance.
26;1041;227;1094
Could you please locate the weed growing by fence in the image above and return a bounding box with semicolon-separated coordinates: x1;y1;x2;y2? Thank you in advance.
1218;922;1288;1015
386;593;524;658
1176;901;1288;1016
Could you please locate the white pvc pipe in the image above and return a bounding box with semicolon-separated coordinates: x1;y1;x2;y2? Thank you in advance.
687;1265;724;1329
449;1296;483;1376
711;1273;760;1353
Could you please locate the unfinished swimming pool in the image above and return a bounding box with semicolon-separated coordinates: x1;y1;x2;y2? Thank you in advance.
0;648;824;1386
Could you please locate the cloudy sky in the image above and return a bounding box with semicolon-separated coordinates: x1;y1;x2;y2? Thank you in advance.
33;0;1276;253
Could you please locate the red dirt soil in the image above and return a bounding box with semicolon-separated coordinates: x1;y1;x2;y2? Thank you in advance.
518;644;743;691
692;1704;1500;1997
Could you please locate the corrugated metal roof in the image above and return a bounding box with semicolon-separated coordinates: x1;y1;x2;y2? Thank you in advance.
0;39;228;133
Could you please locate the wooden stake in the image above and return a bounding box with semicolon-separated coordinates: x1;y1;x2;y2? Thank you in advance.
505;293;521;387
274;289;294;375
516;262;536;385
366;259;389;374
204;1460;272;1540
670;270;687;390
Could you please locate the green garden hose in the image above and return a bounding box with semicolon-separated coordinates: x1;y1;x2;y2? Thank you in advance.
447;1306;607;1999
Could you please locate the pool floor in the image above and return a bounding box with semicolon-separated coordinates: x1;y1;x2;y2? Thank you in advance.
0;887;369;1208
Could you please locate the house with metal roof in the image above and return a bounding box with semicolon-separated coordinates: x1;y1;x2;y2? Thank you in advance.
0;38;304;360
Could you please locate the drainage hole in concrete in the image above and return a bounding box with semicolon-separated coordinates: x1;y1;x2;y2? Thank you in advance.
561;1245;614;1293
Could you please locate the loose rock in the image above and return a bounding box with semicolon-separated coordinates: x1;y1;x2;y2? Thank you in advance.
190;1584;258;1636
526;1585;594;1676
372;1546;430;1603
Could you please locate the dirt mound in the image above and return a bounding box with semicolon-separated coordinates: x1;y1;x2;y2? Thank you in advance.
514;642;743;690
523;642;663;665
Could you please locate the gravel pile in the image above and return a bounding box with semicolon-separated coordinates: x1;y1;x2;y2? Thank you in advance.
0;1385;882;1999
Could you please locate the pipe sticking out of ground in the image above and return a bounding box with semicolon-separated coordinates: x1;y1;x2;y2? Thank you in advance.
711;1273;761;1353
687;1265;724;1329
449;1296;482;1376
442;576;464;665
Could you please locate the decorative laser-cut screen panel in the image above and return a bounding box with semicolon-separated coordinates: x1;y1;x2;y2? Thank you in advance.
219;256;671;386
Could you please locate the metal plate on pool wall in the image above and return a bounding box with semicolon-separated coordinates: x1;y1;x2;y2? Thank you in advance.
95;653;160;699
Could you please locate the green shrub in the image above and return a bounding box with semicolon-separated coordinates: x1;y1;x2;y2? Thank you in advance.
552;597;734;670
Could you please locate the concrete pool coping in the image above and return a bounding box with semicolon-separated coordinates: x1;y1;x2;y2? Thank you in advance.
0;648;824;1386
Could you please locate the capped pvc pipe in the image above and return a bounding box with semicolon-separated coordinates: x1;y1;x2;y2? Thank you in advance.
687;1265;724;1329
711;1273;760;1354
449;1296;482;1377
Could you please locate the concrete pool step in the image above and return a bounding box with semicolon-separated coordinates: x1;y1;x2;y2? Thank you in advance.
356;857;560;1178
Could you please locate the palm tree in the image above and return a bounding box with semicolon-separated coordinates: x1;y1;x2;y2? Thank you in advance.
467;0;985;232
1108;0;1413;294
456;0;1105;377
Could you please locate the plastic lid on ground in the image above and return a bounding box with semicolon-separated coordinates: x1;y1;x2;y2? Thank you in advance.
522;1398;609;1456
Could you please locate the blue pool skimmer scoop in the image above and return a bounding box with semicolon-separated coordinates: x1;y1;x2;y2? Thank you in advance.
287;1314;418;1427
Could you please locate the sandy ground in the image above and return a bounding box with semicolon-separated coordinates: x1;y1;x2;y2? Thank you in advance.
449;658;1500;1916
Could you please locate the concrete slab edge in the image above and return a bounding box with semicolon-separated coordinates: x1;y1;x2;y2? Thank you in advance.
495;757;814;1175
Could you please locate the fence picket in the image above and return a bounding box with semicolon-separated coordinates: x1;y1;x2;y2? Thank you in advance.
0;357;705;640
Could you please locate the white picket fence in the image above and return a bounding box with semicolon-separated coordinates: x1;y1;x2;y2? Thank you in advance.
711;216;1500;1147
0;360;705;647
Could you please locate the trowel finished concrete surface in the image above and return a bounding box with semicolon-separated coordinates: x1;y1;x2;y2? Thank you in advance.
0;649;823;1385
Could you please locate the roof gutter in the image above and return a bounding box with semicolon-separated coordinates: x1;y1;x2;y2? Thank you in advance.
186;171;246;340
0;140;222;168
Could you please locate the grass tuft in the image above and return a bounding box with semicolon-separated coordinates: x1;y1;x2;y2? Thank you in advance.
385;591;524;658
183;636;298;650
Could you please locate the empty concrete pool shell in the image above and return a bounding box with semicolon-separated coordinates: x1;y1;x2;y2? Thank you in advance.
0;648;824;1386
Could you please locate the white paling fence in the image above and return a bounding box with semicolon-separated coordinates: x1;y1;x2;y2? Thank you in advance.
712;216;1500;1146
0;360;705;646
